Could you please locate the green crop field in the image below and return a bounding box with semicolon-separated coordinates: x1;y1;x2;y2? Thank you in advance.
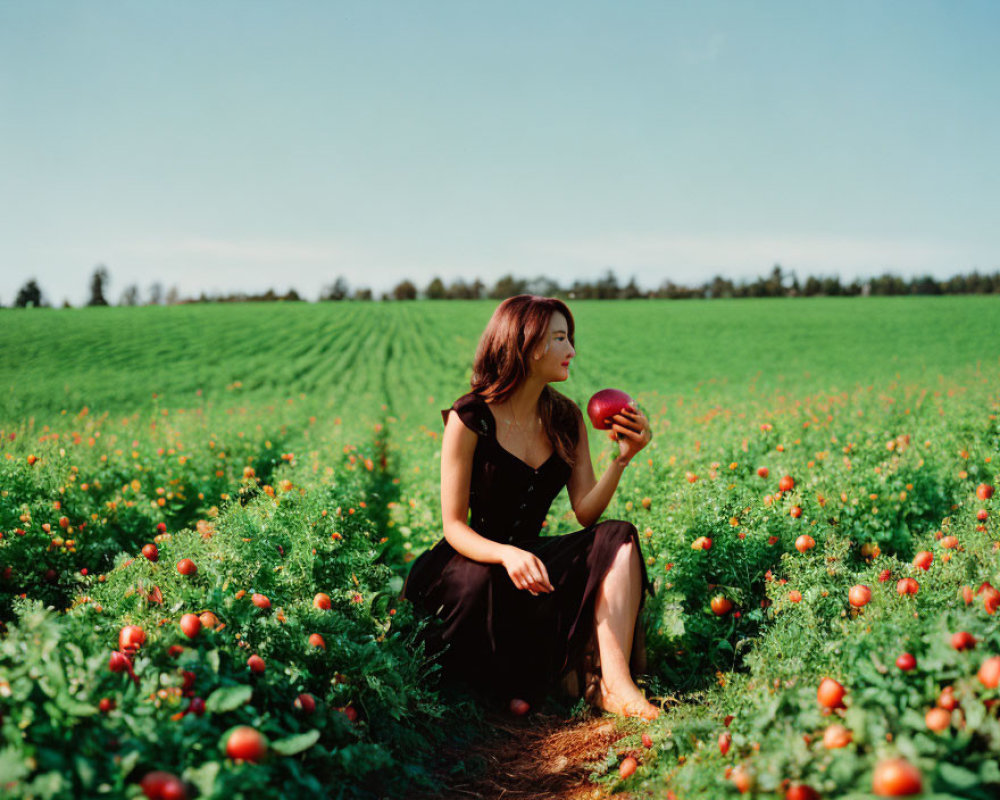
1;297;999;799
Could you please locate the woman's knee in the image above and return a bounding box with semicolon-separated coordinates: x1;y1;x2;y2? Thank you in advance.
595;519;638;541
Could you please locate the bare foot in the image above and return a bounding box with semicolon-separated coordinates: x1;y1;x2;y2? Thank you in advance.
597;677;660;720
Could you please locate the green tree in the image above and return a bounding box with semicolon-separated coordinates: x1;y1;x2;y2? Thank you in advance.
87;265;110;306
15;279;45;308
426;277;447;299
392;280;417;300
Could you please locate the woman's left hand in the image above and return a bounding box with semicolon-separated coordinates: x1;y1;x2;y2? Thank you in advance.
608;403;652;464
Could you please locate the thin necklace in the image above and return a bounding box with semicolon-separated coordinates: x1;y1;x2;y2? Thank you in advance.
505;404;538;431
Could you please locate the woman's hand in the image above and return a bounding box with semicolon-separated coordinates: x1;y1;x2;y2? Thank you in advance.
608;403;652;465
501;546;554;596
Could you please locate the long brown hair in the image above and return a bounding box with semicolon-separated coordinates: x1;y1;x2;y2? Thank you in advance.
470;295;580;466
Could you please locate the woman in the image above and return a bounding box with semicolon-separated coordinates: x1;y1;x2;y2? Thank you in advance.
401;295;658;720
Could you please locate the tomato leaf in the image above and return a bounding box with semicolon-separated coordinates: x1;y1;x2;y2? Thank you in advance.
205;684;253;713
936;762;979;791
271;729;320;756
184;760;221;796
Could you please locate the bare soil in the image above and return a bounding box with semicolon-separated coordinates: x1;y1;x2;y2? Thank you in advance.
417;708;637;800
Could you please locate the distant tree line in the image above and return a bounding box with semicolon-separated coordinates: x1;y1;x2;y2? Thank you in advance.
3;264;1000;308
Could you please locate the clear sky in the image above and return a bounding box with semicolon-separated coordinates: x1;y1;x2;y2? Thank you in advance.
2;0;998;305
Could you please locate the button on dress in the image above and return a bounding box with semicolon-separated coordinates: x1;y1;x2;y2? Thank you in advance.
400;391;654;705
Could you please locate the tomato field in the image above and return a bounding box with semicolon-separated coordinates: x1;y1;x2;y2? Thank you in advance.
2;296;999;799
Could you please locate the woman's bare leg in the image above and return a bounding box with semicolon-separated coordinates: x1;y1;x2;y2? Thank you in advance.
593;541;658;719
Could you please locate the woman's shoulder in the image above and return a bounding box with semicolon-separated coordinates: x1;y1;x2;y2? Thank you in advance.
441;392;493;436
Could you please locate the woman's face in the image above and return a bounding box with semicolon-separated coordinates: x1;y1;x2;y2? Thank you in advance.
530;311;575;382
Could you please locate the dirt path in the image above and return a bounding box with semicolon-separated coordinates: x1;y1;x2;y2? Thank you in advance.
421;709;636;800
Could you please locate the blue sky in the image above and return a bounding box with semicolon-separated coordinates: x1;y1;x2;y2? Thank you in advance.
2;0;998;304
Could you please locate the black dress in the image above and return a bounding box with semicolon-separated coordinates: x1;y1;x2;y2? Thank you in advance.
400;391;654;706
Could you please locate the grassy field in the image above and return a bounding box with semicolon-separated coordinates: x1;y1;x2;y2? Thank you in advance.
3;296;998;425
1;297;999;799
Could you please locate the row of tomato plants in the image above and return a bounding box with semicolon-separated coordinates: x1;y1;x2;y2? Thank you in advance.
1;414;473;799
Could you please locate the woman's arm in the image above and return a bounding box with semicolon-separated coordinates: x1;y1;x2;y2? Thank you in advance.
440;411;510;563
440;410;554;594
567;403;652;528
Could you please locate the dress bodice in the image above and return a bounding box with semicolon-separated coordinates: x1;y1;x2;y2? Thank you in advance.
442;392;574;545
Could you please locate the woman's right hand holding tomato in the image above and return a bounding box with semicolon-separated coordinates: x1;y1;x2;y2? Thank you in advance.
501;546;554;596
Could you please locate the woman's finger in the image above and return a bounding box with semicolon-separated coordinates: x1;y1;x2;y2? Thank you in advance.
611;423;643;440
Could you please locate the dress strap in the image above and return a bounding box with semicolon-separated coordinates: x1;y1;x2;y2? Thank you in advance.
441;392;494;438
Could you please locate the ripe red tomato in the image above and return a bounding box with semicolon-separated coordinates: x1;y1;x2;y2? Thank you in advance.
848;585;871;608
978;656;1000;689
925;707;950;732
757;466;769;479
788;590;802;603
308;633;326;650
977;509;989;521
295;693;317;714
939;535;959;549
187;696;206;716
817;677;846;709
872;757;922;796
198;611;220;630
251;593;271;610
778;475;795;492
718;731;731;755
822;723;852;749
912;551;933;570
711;595;733;616
641;732;653;748
142;544;159;562
509;697;530;715
140;771;188;800
795;535;815;552
179;614;201;638
176;558;197;576
896;578;919;596
950;631;976;651
978;483;995;501
895;653;916;671
313;592;331;610
618;756;637;779
730;765;753;794
119;625;146;652
937;687;958;711
247;654;266;674
786;784;820;800
225;726;268;762
99;697;115;713
789;505;802;519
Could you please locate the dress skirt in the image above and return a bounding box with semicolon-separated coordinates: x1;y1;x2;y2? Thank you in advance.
401;519;654;706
